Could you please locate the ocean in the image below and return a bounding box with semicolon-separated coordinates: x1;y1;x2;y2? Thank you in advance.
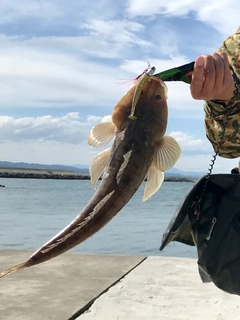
0;178;197;258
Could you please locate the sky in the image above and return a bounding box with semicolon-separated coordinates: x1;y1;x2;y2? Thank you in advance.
0;0;239;173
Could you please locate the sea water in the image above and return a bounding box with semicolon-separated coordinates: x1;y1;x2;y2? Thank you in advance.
0;178;197;258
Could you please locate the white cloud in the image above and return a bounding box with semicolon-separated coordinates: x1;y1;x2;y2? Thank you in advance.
0;35;132;108
196;1;239;36
169;130;239;173
175;154;238;174
126;0;239;37
101;115;112;122
0;140;93;165
0;34;198;110
1;3;235;111
170;131;212;154
0;0;119;25
127;0;194;17
87;115;102;123
0;112;236;173
0;1;62;23
0;112;98;144
120;56;189;74
0;111;113;166
83;19;145;37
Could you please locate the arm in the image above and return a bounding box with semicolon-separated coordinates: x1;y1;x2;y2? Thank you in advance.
190;27;240;158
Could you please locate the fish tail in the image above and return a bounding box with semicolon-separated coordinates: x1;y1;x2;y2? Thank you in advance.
0;261;29;278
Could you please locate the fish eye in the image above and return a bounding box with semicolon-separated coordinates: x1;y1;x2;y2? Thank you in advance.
155;95;161;100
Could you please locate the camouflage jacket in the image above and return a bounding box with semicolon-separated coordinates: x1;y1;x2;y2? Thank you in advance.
204;27;240;158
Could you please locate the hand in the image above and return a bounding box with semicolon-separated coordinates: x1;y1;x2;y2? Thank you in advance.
190;52;235;101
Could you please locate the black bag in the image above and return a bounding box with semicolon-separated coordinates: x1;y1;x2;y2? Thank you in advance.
160;173;240;295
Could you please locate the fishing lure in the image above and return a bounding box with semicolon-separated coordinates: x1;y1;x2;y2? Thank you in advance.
129;66;156;120
134;62;151;81
115;62;152;87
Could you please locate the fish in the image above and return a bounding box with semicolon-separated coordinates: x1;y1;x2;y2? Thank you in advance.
0;71;181;278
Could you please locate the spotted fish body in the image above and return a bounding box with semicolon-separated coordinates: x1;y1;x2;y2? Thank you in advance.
0;75;181;278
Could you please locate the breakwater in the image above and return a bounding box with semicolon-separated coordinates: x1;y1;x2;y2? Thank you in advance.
0;171;90;180
0;168;194;182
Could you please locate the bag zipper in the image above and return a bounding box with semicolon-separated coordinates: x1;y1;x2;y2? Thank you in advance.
206;217;217;240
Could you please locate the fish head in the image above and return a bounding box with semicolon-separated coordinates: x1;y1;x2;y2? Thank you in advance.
112;76;168;141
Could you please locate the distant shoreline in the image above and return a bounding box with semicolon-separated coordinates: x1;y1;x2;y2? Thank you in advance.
0;167;195;182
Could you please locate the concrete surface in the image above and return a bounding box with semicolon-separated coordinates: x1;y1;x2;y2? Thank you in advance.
79;256;240;320
1;250;240;320
0;249;144;320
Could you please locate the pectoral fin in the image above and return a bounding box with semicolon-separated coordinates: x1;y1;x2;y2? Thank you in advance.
90;147;111;189
153;136;181;171
143;164;164;202
88;122;116;148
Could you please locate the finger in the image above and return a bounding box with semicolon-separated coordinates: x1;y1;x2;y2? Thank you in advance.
219;51;232;82
202;55;216;97
190;56;205;98
220;51;235;99
211;53;225;94
219;51;229;66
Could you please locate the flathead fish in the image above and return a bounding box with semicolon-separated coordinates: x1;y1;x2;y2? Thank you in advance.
0;71;181;278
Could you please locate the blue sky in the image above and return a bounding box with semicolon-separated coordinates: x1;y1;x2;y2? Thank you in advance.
0;0;239;173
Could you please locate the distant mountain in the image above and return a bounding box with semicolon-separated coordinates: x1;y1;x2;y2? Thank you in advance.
72;164;90;169
166;167;206;178
0;161;205;178
0;161;89;174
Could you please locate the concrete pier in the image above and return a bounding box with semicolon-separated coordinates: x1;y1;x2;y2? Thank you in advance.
0;250;240;320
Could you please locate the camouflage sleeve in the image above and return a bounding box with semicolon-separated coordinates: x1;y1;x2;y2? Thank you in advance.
204;27;240;158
